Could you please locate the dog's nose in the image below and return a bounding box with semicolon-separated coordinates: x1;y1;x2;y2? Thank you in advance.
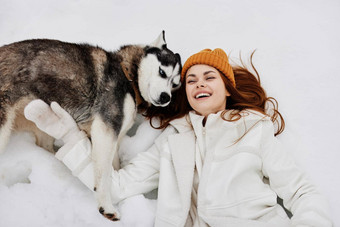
160;92;170;104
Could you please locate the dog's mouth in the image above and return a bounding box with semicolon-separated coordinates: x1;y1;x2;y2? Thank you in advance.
152;99;170;107
148;90;171;107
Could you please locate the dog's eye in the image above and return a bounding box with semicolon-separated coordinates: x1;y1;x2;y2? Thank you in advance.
159;68;166;78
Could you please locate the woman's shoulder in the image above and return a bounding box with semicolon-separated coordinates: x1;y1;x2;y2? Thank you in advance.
221;109;273;134
241;109;270;121
168;115;193;133
224;109;271;122
154;120;189;144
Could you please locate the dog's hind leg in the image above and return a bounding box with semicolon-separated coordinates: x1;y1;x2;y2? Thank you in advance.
0;107;15;153
34;130;54;152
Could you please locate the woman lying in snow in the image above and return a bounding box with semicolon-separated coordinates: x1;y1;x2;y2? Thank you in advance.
24;48;332;227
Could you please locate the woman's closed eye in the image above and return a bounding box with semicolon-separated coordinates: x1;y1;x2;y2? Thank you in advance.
187;79;197;84
187;77;214;84
206;76;216;80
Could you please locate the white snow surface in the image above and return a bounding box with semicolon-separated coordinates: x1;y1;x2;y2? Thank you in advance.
1;0;339;226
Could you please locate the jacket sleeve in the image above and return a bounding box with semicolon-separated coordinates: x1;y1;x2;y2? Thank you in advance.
260;120;333;226
54;127;175;204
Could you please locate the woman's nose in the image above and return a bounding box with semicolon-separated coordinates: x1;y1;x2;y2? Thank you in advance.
196;80;206;88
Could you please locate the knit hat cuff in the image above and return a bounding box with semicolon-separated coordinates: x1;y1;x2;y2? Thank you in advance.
181;49;235;87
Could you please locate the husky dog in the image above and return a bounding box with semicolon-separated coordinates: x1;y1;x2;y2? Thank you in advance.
0;31;181;220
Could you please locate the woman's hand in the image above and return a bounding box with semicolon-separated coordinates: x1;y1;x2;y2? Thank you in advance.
24;99;86;144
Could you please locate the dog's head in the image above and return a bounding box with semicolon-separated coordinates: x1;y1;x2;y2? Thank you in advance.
138;31;182;107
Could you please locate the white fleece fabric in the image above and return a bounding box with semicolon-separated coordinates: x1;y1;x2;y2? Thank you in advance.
55;110;332;227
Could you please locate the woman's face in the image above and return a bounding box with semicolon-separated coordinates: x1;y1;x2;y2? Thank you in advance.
185;64;230;117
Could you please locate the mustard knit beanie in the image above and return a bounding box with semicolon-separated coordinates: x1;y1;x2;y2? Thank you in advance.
181;48;235;87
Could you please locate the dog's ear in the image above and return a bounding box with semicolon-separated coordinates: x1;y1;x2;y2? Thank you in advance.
150;30;167;49
175;53;181;64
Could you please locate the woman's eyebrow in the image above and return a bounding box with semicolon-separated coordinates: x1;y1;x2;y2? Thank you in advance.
186;74;197;78
187;70;217;79
203;70;217;75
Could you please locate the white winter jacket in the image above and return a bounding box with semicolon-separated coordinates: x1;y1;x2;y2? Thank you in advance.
56;110;332;227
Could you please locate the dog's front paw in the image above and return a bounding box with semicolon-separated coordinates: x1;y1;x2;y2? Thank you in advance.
99;206;120;221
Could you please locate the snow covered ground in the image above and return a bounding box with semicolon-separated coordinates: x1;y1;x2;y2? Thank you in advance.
1;0;339;226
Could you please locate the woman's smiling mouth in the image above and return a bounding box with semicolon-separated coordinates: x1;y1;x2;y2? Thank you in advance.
195;92;211;99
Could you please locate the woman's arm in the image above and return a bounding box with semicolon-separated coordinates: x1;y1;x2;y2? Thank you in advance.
260;120;333;226
56;136;160;204
24;99;161;204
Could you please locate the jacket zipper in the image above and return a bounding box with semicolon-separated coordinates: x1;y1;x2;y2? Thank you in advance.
197;126;207;208
202;126;207;161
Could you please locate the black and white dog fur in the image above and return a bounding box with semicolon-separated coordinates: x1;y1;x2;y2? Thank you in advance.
0;31;181;220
